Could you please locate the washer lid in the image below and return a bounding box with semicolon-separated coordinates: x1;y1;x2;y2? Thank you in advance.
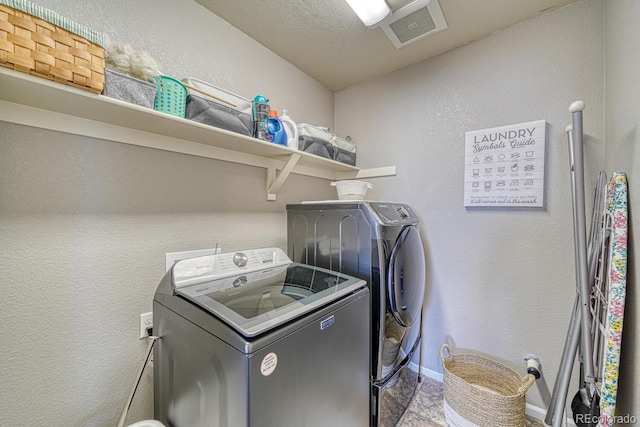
173;249;366;337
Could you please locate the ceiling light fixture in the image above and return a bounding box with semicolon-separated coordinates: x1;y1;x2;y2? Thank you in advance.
345;0;391;28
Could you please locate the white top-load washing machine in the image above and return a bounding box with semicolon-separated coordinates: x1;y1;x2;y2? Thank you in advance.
153;247;370;427
287;202;426;427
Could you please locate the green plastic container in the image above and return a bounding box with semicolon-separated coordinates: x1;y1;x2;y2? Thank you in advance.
153;76;187;117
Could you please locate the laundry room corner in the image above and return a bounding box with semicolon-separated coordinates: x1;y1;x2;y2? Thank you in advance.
2;0;638;424
334;0;605;413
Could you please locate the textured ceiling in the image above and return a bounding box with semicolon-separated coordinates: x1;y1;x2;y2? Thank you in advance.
195;0;579;92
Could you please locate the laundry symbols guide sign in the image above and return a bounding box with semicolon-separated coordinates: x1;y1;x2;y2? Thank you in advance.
464;120;546;207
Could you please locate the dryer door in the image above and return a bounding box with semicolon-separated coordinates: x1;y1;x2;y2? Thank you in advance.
387;225;426;327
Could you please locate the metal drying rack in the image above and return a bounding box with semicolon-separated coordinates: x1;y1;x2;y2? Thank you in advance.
545;101;612;427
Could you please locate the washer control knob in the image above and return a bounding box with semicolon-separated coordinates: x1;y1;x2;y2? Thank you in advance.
233;276;247;288
233;252;248;267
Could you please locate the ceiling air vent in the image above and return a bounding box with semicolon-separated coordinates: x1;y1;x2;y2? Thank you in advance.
381;0;447;49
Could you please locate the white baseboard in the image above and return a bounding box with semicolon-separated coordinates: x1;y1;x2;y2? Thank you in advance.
409;362;576;427
526;403;577;427
409;361;443;382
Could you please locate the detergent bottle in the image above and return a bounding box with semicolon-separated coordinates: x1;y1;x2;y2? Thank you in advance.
280;109;299;149
252;95;270;140
267;110;288;146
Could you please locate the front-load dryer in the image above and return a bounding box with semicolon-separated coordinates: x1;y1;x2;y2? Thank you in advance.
286;201;426;427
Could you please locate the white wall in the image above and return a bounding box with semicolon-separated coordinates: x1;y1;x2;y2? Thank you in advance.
604;0;639;420
335;0;604;412
0;0;335;425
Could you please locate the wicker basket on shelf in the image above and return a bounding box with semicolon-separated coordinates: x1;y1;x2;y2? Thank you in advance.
440;344;536;427
0;0;105;93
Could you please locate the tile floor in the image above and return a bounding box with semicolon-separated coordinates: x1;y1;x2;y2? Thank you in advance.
396;376;544;426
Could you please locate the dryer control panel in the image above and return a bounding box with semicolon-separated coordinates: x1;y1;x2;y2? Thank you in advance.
368;202;419;225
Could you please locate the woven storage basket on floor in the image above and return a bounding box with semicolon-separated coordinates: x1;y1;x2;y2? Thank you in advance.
440;344;535;427
0;1;105;93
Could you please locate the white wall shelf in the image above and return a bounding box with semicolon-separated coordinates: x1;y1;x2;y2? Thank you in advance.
0;68;396;200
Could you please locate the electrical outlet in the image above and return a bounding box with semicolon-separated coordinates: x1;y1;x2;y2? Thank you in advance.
165;246;222;272
139;312;153;339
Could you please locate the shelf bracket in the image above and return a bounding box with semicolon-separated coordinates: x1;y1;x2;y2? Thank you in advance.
266;153;302;200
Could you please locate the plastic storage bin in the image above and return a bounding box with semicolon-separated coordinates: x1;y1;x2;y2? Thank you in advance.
153;76;188;118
